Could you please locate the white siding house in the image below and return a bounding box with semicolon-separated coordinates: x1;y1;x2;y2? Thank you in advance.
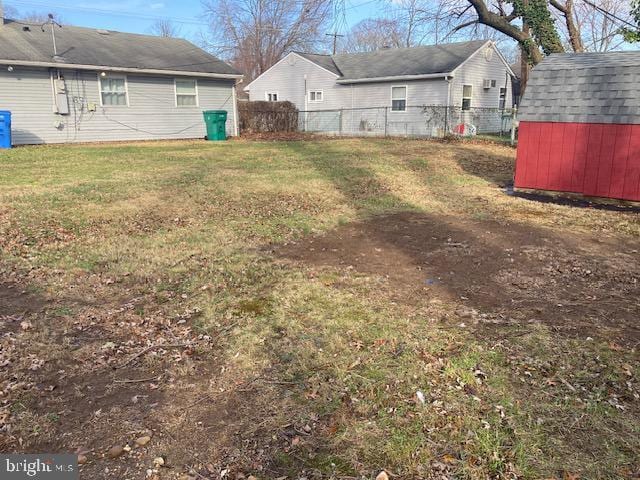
0;15;242;145
245;40;514;135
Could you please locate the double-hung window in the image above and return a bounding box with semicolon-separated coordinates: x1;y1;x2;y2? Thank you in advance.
391;86;407;112
309;90;323;102
266;92;279;102
175;79;198;106
100;75;128;106
499;87;507;110
462;84;472;111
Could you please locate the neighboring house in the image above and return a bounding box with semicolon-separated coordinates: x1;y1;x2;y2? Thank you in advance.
0;10;242;145
516;51;640;202
245;40;514;135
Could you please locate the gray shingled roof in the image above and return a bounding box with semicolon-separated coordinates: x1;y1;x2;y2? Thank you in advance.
295;52;341;76
331;40;488;81
518;51;640;124
0;19;240;76
295;40;489;82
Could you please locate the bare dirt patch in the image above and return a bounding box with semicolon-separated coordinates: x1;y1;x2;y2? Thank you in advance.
275;211;640;345
0;272;270;479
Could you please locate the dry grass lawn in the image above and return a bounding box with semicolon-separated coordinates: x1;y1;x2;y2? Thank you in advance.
0;137;639;480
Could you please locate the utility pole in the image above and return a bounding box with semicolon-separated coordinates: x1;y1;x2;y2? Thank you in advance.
326;32;345;55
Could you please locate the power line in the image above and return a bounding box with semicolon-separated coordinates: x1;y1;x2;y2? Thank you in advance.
582;0;636;29
6;0;210;26
7;0;380;30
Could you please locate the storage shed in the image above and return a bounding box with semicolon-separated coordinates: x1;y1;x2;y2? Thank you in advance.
515;51;640;202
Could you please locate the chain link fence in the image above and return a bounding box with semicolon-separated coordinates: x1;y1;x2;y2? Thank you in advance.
298;106;516;139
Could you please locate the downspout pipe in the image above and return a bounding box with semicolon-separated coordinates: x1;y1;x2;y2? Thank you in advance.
303;74;308;131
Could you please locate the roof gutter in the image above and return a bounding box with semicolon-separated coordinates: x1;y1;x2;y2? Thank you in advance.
0;59;243;79
336;72;453;84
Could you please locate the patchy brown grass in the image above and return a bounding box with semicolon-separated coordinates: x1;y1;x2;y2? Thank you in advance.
0;138;638;480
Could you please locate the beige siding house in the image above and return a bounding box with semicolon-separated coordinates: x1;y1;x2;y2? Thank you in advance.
245;40;514;134
0;12;242;145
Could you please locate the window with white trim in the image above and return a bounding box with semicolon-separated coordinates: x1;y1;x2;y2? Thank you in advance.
308;90;323;102
391;86;407;112
100;75;128;106
266;92;279;102
462;84;472;111
499;87;507;110
176;79;198;106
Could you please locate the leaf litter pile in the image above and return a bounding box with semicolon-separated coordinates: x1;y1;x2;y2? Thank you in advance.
0;138;639;480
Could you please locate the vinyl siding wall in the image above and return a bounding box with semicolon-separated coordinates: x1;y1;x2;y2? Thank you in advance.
0;67;237;145
247;45;513;135
347;79;450;136
450;45;513;132
247;53;346;110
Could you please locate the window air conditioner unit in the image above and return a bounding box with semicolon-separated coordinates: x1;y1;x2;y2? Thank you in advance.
483;79;492;89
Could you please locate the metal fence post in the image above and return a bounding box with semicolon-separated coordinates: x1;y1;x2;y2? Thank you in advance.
510;107;518;146
384;107;388;137
444;106;449;136
339;109;343;136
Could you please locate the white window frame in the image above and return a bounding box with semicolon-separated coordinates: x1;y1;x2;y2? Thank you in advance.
308;90;324;103
462;84;473;111
499;87;507;110
265;91;279;102
390;85;407;113
98;74;129;107
174;78;199;107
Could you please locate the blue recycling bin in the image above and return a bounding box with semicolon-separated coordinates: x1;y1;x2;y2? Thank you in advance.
0;111;12;149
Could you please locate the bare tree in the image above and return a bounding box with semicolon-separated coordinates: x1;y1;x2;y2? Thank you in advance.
202;0;333;82
150;19;182;38
443;0;633;60
8;10;66;24
549;0;584;51
572;0;633;51
3;5;20;18
344;18;407;52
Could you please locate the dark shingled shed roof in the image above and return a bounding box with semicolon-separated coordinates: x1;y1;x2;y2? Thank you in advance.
296;40;490;82
0;19;241;77
518;51;640;125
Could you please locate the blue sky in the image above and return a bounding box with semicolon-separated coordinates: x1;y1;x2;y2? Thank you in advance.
5;0;379;44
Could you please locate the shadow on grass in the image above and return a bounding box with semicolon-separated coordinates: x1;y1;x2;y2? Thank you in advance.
4;139;640;479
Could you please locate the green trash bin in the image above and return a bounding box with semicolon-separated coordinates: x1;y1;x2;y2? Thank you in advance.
203;110;228;141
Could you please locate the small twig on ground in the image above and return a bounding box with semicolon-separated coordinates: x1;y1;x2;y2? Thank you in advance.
114;374;162;384
257;378;300;386
569;413;586;430
559;377;577;392
183;374;299;410
115;343;192;369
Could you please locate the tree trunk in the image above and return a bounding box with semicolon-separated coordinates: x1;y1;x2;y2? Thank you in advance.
550;0;585;52
467;0;544;65
520;0;531;95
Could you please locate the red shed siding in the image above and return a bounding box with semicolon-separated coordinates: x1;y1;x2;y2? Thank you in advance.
515;121;640;202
